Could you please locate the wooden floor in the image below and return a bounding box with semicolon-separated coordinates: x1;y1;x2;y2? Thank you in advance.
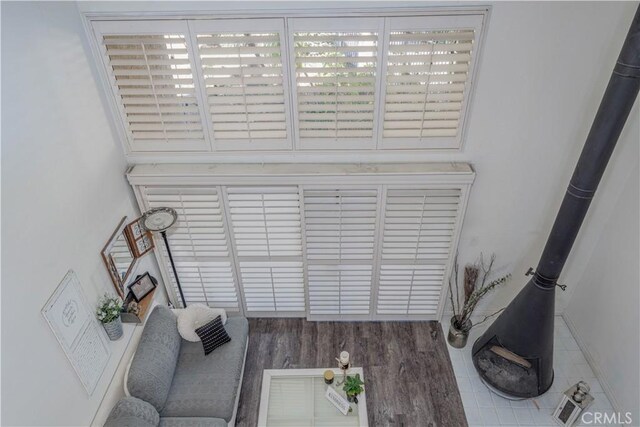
235;319;467;427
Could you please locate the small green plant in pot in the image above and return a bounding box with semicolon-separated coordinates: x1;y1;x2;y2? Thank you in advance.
343;374;364;403
97;294;124;340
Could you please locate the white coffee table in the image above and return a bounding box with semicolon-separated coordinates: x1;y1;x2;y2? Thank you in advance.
257;367;368;427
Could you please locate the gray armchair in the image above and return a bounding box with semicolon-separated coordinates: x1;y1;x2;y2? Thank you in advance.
104;306;249;427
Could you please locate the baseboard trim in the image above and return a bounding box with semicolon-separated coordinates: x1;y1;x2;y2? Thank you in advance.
562;313;622;413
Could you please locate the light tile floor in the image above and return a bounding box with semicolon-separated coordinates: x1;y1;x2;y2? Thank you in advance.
443;316;619;426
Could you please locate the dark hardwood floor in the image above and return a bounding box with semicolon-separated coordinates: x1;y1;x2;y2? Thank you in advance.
235;319;467;427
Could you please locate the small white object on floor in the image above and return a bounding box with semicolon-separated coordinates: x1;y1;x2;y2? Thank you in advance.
177;304;227;342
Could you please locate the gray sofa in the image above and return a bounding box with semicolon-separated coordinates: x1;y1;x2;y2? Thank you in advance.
105;306;249;427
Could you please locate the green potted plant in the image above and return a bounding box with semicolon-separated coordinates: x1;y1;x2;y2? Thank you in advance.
447;254;511;348
97;294;124;340
343;374;364;403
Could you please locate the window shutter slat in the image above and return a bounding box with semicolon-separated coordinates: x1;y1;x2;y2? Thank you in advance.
383;28;475;138
98;26;209;152
194;20;291;150
304;188;378;316
239;262;304;312
227;186;304;313
376;188;461;315
381;15;484;149
377;265;446;315
308;265;373;315
291;18;383;149
143;186;239;310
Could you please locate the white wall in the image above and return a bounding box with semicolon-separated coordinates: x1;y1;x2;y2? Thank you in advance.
452;1;638;315
77;1;637;315
1;1;637;425
562;105;639;421
1;2;166;426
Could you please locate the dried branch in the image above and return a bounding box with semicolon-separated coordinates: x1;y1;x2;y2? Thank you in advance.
463;265;479;306
449;271;458;319
453;253;461;317
477;253;496;291
447;252;511;329
471;307;506;330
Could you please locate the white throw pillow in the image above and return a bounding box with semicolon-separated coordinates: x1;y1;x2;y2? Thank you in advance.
177;304;227;342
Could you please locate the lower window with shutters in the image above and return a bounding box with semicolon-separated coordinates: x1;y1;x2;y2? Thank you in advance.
226;186;305;316
141;186;241;311
375;187;462;317
130;163;473;320
302;187;379;319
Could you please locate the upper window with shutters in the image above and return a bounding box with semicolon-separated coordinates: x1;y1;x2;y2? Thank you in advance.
89;11;486;155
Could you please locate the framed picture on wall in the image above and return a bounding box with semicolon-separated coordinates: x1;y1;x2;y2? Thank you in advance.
124;217;154;258
128;272;157;302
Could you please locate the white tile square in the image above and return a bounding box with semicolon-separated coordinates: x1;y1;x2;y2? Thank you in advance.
460;391;477;411
471;376;487;392
509;398;530;408
531;407;555;426
551;377;569;393
593;393;614;410
491;393;512;408
538;392;562;409
465;406;483;426
480;407;500;425
496;407;518;425
475;390;495;408
513;408;535;425
456;376;473;392
450;357;467;374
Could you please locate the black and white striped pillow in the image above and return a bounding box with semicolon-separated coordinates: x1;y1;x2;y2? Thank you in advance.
194;315;231;355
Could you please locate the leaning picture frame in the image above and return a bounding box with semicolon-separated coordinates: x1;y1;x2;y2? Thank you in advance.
124;217;154;258
128;272;157;302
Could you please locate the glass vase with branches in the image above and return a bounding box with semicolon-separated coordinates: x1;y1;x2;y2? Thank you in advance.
449;253;511;333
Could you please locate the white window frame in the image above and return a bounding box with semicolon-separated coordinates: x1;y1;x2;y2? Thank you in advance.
128;163;475;321
83;7;489;160
288;17;385;151
301;185;382;320
189;18;294;151
378;14;485;150
91;20;212;153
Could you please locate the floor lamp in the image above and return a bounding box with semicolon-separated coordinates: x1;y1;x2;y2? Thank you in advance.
141;207;187;308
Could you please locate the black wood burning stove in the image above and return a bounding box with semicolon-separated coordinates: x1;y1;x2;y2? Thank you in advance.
472;6;640;398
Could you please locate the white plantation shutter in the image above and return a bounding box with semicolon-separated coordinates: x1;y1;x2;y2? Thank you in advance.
92;15;486;154
141;186;240;310
290;18;383;149
94;21;209;152
238;262;304;312
307;265;373;316
226;187;304;313
192;20;292;150
303;188;379;316
378;264;447;315
129;164;473;318
380;15;484;149
376;188;462;316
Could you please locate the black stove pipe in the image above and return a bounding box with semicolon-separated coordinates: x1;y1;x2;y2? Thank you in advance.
472;6;640;398
534;6;640;289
